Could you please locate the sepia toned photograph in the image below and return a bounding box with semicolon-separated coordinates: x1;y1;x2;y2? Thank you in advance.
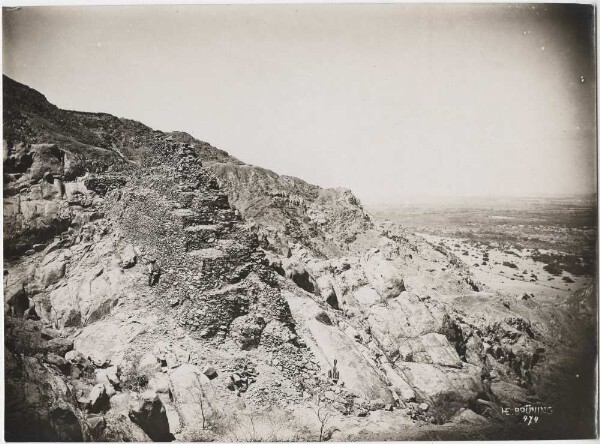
2;3;598;441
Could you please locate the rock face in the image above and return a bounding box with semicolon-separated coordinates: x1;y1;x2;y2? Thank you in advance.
206;162;374;258
4;75;596;441
4;339;87;441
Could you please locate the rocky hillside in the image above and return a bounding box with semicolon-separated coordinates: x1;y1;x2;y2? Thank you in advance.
4;75;597;441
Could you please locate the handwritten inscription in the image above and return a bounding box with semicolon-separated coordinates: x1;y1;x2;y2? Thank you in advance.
501;405;554;426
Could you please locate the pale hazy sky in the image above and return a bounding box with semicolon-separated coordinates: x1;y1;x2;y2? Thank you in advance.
3;4;596;203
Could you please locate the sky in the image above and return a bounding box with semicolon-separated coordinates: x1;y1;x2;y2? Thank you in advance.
2;4;596;204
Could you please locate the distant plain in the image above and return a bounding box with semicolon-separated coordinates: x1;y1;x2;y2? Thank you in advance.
369;195;597;297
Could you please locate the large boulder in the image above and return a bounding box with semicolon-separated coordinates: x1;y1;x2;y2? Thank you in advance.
138;353;161;377
38;260;67;287
149;372;171;394
64;181;90;202
168;364;217;427
96;365;120;388
397;362;484;418
353;286;381;306
129;391;173;442
48;400;84;442
449;408;489;425
490;381;529;408
47;337;74;357
361;248;406;300
119;244;137;269
47;353;70;375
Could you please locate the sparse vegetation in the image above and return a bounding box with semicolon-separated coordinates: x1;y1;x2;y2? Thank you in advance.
311;400;336;442
222;409;313;442
532;251;593;277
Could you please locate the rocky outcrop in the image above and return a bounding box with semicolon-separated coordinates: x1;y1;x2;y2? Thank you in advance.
207;162;375;258
4;323;88;441
4;75;594;441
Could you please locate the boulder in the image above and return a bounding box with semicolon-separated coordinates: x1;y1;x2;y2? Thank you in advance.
129;391;173;442
353;286;380;306
149;372;171;394
173;345;191;364
203;365;218;380
138;353;161;377
490;381;528;408
105;366;120;386
48;400;84;442
464;335;485;366
39;261;66;287
47;337;74;357
397;362;483;416
164;404;182;435
119;244;137;269
450;408;488;425
80;384;109;413
369;398;385;411
46;353;70;375
104;383;117;398
316;275;339;310
86;415;106;439
168;364;217;426
96;366;120;388
64;350;85;364
64;181;89;201
362;252;406;299
40;179;63;200
153;341;170;363
169;364;209;402
41;328;61;340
